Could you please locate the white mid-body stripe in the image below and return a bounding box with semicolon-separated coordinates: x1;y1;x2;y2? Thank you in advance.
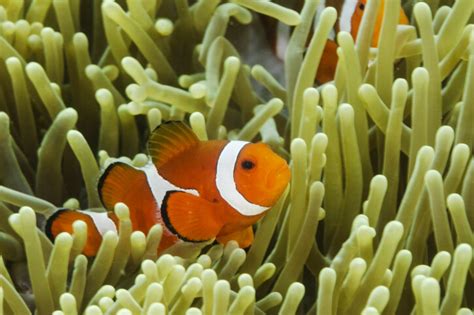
340;0;359;33
142;162;199;208
215;141;269;216
80;210;117;236
315;0;337;40
315;0;326;25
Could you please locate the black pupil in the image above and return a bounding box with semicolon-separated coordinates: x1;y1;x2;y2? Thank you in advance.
241;160;254;170
359;3;365;10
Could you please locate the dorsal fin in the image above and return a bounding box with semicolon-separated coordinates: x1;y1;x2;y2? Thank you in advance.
147;121;200;168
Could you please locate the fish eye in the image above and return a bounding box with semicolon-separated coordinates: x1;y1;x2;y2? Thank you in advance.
359;3;365;10
241;160;255;170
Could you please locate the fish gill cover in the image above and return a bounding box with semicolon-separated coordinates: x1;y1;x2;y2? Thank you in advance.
0;0;473;314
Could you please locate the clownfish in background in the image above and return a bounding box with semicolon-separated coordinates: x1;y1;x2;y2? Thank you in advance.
45;121;291;256
263;0;409;84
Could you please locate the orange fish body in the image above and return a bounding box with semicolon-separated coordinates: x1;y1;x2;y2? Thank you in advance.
315;0;409;84
46;122;290;256
268;0;409;83
316;0;408;84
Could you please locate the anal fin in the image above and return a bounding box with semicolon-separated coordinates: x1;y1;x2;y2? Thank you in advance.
216;226;254;248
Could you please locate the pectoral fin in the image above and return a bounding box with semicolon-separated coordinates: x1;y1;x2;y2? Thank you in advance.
216;226;254;248
161;191;223;242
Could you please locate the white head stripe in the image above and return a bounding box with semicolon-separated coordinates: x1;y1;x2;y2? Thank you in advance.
80;211;117;236
340;0;359;33
216;141;269;216
142;162;198;208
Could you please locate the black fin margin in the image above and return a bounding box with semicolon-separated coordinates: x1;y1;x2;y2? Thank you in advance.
96;161;132;208
44;208;69;241
161;190;202;243
149;120;188;135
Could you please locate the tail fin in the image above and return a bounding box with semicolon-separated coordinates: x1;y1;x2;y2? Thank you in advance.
45;209;106;256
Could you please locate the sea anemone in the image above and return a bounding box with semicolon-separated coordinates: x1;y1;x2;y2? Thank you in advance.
0;0;472;314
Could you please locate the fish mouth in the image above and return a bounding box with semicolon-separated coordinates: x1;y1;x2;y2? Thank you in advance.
275;163;290;179
265;164;291;189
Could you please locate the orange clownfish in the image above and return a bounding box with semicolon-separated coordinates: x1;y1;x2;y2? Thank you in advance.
268;0;409;83
45;121;291;256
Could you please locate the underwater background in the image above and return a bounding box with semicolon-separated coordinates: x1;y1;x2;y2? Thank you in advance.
0;0;473;314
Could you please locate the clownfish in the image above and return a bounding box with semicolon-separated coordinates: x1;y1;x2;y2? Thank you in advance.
265;0;409;83
45;121;291;256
